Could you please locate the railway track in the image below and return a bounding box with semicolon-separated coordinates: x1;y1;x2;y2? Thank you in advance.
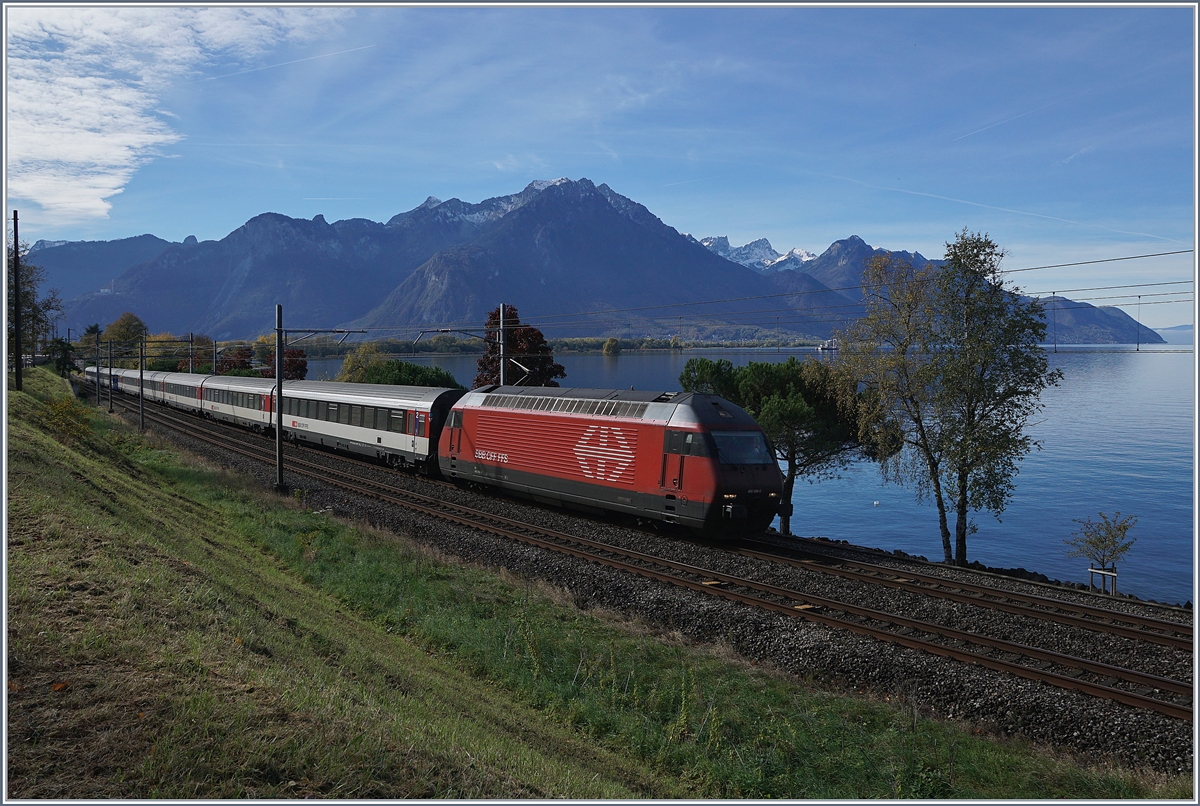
100;388;1193;722
737;540;1193;651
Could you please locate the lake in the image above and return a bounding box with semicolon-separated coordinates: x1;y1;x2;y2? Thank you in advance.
305;346;1194;605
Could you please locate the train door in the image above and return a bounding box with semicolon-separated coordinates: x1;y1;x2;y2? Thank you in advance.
660;429;686;492
659;429;688;520
445;409;464;474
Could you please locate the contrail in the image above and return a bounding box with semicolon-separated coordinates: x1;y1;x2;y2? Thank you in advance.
198;45;375;81
952;100;1060;141
663;177;715;187
827;174;1190;244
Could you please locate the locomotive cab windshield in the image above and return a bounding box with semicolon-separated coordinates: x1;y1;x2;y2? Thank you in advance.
710;430;773;466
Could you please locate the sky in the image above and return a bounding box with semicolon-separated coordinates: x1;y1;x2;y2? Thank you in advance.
4;4;1196;327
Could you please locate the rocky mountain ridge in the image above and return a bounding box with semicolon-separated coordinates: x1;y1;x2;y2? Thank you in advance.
50;178;1161;345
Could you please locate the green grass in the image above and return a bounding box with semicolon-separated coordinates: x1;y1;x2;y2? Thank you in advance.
6;366;1191;798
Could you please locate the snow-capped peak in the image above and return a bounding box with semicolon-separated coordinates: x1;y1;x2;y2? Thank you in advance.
778;247;817;263
699;236;781;269
527;177;571;192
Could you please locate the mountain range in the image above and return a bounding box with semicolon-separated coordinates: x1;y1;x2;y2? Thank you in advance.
46;177;1160;345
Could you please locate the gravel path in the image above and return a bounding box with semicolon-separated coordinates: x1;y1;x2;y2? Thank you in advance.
134;408;1194;774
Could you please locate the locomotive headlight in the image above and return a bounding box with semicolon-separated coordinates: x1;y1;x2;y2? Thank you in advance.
768;492;778;498
723;493;738;500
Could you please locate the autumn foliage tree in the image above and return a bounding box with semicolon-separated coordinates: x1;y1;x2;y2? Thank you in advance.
473;305;565;388
836;230;1061;566
259;349;308;380
216;346;254;374
103;312;149;343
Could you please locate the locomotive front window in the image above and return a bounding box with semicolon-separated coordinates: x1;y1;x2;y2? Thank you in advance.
711;431;773;465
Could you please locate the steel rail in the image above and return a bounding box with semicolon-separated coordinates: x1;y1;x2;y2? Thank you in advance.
108;390;1193;721
737;543;1193;651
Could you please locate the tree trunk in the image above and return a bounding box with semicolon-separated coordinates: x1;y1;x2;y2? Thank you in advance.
954;467;970;567
924;451;952;562
780;456;798;535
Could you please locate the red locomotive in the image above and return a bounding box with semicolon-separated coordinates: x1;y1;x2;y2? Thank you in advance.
439;385;784;535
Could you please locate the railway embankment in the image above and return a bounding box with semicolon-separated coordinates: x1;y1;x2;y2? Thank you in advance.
5;367;1192;798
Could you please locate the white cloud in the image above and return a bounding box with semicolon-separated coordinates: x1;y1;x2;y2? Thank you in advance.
6;6;346;224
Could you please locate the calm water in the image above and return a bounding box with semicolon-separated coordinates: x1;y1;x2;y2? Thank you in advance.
306;347;1195;605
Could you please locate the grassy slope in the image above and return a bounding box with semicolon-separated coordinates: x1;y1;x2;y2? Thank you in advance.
6;367;1191;798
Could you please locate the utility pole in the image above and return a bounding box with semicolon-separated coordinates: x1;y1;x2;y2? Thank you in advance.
1132;292;1142;350
498;302;506;386
213;340;218;375
139;337;145;432
268;304;361;494
275;304;286;491
107;339;114;413
12;209;21;391
188;332;194;374
94;335;100;406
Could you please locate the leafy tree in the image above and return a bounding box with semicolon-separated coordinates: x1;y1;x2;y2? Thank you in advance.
473;305;565;388
336;342;383;383
259;349;308;380
680;356;868;536
7;239;63;368
678;357;739;400
216;345;254;374
83;323;102;340
142;331;185;371
836;230;1061;566
48;337;74;377
186;334;214;373
103;311;149;343
1064;512;1137;593
252;333;274;363
601;337;622;356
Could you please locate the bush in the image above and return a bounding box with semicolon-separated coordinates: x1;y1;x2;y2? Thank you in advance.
365;360;463;389
35;396;93;442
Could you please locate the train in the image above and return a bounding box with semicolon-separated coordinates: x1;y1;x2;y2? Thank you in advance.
85;366;786;536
